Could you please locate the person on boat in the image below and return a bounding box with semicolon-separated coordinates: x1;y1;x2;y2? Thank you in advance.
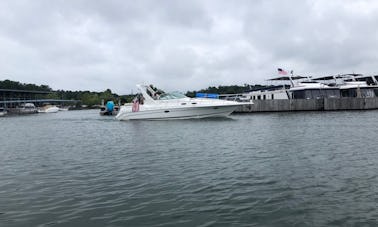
138;94;144;105
153;92;160;100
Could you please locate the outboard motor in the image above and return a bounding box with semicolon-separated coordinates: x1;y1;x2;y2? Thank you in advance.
106;101;114;113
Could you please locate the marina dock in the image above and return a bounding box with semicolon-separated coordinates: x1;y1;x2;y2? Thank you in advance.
0;89;78;115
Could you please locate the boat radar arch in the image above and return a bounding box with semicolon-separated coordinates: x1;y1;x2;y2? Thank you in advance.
136;84;157;103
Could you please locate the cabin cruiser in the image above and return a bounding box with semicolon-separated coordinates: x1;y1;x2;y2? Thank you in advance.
38;104;59;113
17;103;38;114
116;84;249;120
59;107;69;111
242;75;339;100
314;74;378;98
241;72;378;101
58;106;70;111
353;74;378;85
289;80;340;99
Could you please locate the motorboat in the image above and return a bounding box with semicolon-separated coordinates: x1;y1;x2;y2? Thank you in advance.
58;106;70;111
314;74;378;98
240;71;378;101
0;107;7;117
16;103;38;114
240;75;340;100
38;104;59;113
289;80;340;99
116;84;250;120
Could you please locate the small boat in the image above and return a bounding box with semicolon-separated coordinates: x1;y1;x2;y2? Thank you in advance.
58;107;69;111
17;103;38;114
116;84;250;120
0;107;7;117
38;104;59;113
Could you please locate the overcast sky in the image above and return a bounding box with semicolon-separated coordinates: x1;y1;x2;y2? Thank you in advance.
1;0;378;94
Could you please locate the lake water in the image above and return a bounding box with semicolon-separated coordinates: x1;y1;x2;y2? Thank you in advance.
1;110;378;226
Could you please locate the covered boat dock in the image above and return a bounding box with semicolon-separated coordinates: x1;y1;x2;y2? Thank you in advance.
0;89;78;109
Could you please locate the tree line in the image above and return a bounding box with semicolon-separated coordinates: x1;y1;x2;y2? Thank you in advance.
0;79;52;91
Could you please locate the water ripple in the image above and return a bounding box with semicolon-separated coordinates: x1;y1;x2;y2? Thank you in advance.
1;110;378;226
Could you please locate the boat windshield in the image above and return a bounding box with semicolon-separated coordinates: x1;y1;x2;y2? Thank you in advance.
159;92;187;100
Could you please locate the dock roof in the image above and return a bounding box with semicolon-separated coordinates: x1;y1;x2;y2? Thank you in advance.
0;99;78;104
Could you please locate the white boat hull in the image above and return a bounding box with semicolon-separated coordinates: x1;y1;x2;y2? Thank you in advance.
17;108;37;114
116;105;240;120
38;106;60;113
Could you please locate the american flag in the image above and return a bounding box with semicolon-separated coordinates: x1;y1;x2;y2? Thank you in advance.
277;68;288;75
132;99;139;112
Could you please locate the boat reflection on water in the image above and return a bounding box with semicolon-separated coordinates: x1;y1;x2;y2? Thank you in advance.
116;84;251;120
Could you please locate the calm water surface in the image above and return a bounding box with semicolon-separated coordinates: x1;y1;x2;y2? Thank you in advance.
1;110;378;226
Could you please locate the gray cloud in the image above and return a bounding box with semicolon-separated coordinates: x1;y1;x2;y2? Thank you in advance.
1;0;378;93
